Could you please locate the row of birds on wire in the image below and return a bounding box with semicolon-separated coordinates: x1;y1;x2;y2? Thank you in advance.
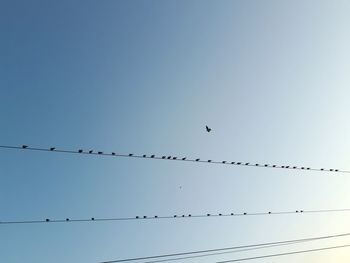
3;208;350;225
0;143;345;174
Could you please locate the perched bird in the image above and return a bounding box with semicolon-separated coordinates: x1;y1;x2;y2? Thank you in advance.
206;125;212;132
89;150;93;154
50;147;55;151
22;145;28;149
78;149;83;153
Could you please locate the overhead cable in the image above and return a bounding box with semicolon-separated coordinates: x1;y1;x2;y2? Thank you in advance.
2;208;350;225
215;244;350;262
99;232;350;263
0;145;347;174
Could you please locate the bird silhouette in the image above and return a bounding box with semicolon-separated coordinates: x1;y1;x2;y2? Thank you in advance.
206;125;212;132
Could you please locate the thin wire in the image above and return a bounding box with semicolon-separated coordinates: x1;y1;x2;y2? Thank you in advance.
215;244;350;262
2;208;350;225
142;240;333;263
99;232;350;263
0;145;347;174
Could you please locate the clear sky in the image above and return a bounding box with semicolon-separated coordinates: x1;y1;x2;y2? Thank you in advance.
1;0;350;262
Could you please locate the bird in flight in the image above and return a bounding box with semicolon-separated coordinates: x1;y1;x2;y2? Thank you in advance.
206;125;212;132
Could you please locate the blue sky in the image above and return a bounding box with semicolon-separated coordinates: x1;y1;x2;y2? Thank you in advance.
1;0;350;262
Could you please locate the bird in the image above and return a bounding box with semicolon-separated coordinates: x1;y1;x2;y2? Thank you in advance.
205;125;212;132
50;147;55;151
78;149;83;153
22;145;28;149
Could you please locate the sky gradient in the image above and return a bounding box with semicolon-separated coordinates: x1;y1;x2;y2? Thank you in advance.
1;0;350;262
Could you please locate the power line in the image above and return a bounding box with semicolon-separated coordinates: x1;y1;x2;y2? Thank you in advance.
99;232;350;263
0;144;347;174
2;208;350;225
215;244;350;262
140;241;315;263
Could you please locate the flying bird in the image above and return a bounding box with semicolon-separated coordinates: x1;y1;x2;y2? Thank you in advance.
206;125;212;132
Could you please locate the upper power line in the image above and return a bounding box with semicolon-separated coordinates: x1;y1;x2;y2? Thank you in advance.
0;144;347;174
2;208;350;225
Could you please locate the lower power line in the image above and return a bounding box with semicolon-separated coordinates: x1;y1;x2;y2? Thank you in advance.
216;244;350;262
99;232;350;263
